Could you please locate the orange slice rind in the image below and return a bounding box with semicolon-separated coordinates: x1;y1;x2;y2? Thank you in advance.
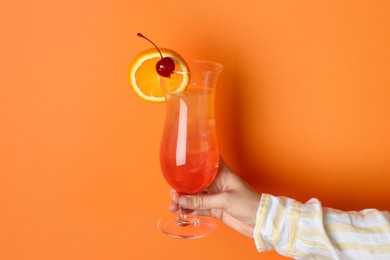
129;48;189;102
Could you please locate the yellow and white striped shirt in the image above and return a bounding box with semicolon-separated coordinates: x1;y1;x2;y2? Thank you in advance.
254;194;390;259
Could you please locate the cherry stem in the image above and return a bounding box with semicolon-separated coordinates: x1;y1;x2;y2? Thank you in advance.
137;33;163;59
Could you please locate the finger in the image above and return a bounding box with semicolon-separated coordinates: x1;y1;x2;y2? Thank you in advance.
169;202;179;212
170;189;179;204
195;209;212;217
178;192;229;210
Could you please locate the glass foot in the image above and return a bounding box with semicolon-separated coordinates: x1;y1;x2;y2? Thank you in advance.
158;210;217;239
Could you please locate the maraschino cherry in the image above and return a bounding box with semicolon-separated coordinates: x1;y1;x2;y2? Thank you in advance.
137;33;175;78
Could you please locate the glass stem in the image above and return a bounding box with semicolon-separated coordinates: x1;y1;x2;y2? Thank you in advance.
177;207;200;226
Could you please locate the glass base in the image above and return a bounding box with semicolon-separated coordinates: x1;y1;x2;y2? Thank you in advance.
158;210;217;239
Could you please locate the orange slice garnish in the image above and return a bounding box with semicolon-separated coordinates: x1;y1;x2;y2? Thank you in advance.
129;48;189;102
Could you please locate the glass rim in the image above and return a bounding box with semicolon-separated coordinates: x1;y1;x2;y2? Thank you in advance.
175;60;223;75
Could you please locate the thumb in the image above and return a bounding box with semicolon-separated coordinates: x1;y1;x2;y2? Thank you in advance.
178;192;229;210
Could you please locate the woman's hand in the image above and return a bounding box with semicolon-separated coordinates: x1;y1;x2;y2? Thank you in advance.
169;159;261;238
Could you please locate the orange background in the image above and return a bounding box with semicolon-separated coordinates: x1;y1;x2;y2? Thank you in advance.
1;0;390;259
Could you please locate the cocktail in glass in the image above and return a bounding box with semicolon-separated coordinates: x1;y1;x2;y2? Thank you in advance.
158;60;223;238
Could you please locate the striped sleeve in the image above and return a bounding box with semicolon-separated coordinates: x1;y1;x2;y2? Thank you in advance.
254;194;390;259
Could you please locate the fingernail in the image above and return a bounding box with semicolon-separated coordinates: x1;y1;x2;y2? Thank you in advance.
169;203;176;212
170;189;176;197
170;190;178;203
